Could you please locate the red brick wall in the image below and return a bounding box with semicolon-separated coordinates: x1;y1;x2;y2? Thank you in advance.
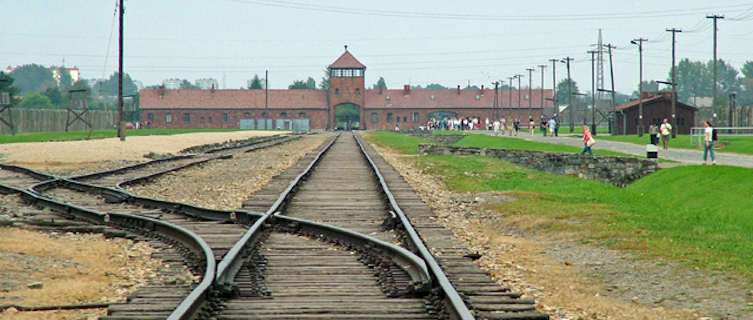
363;108;543;130
141;108;328;130
328;75;366;129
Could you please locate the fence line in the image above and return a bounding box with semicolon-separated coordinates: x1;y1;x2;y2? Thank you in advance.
0;108;118;134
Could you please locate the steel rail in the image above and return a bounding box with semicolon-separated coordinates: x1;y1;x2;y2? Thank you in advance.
0;163;56;181
215;133;340;288
353;133;475;320
2;178;217;320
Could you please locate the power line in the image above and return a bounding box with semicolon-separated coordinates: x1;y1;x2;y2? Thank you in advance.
225;0;753;22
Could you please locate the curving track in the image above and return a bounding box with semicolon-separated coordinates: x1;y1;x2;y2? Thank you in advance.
1;131;549;319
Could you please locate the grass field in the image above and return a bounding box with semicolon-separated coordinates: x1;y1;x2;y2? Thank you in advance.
599;134;753;155
0;128;251;144
453;133;638;157
367;131;753;280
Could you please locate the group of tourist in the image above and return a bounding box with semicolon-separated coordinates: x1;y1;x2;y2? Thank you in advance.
423;115;561;137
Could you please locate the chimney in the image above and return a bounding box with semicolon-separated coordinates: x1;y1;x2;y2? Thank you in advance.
457;85;461;95
403;84;410;95
480;85;485;94
158;85;165;98
210;83;216;93
641;91;655;99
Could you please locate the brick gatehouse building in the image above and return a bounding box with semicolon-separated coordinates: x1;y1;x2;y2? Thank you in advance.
140;49;552;130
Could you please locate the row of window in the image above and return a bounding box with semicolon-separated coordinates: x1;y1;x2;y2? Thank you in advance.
333;88;360;96
371;112;420;124
150;112;306;124
330;68;364;78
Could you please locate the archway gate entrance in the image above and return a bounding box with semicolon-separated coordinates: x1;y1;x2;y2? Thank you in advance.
334;103;361;130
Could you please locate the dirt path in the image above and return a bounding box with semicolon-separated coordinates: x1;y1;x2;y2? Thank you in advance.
0;130;287;172
370;142;752;320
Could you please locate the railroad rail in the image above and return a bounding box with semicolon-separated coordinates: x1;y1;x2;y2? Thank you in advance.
1;131;548;319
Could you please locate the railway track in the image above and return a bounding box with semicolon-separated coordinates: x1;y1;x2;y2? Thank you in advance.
1;131;549;319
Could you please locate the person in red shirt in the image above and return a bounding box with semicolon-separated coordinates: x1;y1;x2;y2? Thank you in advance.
579;125;594;156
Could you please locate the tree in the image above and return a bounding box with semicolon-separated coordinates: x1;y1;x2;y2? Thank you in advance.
57;67;73;90
673;58;711;105
555;78;580;107
741;60;753;79
288;80;310;89
179;79;199;90
93;72;139;96
425;83;448;90
18;93;53;109
319;68;330;90
305;77;316;90
9;64;56;94
372;77;387;90
248;74;263;89
0;72;20;107
44;87;63;106
711;59;740;101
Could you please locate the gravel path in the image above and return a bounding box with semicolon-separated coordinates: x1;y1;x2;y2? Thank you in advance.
0;130;287;171
127;133;332;210
498;132;753;167
368;136;751;320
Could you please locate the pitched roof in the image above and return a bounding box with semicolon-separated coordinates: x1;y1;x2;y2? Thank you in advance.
140;89;327;110
364;88;553;109
329;50;366;69
615;92;698;111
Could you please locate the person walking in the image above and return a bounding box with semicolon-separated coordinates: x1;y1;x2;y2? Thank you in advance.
703;121;716;165
528;117;535;135
547;117;556;137
660;118;672;150
513;118;520;136
579;125;595;156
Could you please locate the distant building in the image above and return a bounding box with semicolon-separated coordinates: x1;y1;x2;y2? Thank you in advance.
615;92;697;135
163;78;181;90
195;78;219;90
140;49;552;130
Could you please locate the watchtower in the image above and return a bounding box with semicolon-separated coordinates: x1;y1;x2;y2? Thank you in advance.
328;46;366;130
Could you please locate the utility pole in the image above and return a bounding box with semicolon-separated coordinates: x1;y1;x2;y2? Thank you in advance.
526;68;534;108
493;81;500;120
515;74;523;109
605;43;617;134
539;64;546;111
589;50;597;135
730;93;736;127
667;28;682;138
707;14;724;120
631;38;647;136
508;76;514;110
561;57;574;132
265;69;269;110
117;0;125;141
549;59;558;118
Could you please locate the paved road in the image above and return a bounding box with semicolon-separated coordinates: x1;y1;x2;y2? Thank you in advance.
501;132;753;168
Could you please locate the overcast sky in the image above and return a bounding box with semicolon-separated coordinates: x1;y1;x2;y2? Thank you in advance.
2;0;752;95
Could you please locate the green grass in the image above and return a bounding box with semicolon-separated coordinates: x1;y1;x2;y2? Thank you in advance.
0;128;251;144
599;134;753;155
368;131;433;154
368;131;753;280
453;134;636;157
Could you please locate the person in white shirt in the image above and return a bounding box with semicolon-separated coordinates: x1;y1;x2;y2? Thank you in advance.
660;118;673;150
703;121;716;165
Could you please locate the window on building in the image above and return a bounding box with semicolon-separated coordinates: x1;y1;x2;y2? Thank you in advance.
475;95;480;100
147;113;154;121
335;88;340;95
184;113;191;122
525;94;530;100
412;112;419;123
396;116;400;123
355;88;360;95
262;111;268;117
298;112;306;117
243;112;251;118
166;114;173;123
371;112;378;123
403;117;407;122
223;113;229;122
280;112;287;117
430;95;435;100
387;113;393;123
385;94;391;100
200;116;205;123
208;116;212;123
